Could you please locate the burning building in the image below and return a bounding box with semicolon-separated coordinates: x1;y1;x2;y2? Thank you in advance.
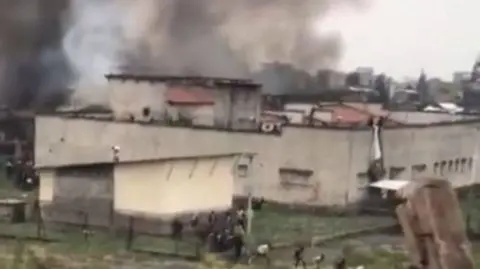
105;74;262;130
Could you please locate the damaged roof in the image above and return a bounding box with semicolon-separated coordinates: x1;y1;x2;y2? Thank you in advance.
166;87;214;105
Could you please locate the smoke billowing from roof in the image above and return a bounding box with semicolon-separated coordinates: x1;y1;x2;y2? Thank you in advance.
121;0;366;81
0;0;367;109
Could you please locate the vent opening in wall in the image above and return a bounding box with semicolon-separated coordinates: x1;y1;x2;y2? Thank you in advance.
440;161;447;175
279;168;313;187
389;166;405;179
142;107;151;118
236;155;253;178
412;164;427;177
461;158;467;172
434;162;439;174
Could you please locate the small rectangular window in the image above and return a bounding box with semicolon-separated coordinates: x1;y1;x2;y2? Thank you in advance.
389;167;405;179
279;168;313;187
357;172;369;189
412;164;427;178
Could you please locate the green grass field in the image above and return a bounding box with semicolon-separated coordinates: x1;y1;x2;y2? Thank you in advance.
251;205;396;245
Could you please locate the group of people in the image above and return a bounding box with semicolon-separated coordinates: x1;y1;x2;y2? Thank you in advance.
170;207;250;258
169;201;354;268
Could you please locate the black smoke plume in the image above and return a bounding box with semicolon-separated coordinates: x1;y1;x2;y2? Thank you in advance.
121;0;368;94
0;0;72;110
0;0;368;109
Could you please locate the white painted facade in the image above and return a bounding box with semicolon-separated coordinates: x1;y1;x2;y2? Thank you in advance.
114;156;236;217
38;155;239;218
35;115;480;208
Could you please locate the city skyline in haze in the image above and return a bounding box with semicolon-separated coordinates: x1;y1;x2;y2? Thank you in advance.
317;0;479;81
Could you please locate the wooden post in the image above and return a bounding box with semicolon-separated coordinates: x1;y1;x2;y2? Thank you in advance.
126;216;134;250
81;211;90;242
34;198;45;239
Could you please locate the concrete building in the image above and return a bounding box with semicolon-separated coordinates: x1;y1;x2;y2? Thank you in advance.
37;153;246;232
316;70;347;90
105;74;262;130
35;114;480;210
355;67;375;87
453;72;471;86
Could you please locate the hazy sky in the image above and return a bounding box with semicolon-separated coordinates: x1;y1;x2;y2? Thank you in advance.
318;0;479;81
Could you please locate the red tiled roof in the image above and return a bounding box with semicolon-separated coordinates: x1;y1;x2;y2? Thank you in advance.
165;87;214;105
320;104;403;125
327;106;370;123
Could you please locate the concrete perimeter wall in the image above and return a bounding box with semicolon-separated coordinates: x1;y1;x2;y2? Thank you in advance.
35;115;480;208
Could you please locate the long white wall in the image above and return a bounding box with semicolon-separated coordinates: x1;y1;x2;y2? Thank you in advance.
35;115;480;207
36;116;356;206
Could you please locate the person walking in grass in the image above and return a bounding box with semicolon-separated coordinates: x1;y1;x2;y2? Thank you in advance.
313;253;325;269
248;242;272;267
293;244;307;269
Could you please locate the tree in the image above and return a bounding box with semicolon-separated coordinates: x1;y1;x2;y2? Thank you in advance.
374;74;389;108
416;70;430;105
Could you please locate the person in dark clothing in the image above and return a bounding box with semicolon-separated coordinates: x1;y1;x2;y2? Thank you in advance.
190;214;199;229
333;256;346;269
293;245;307;269
236;207;246;230
208;211;216;226
225;211;232;226
232;221;245;261
171;218;184;240
252;197;266;211
5;159;13;179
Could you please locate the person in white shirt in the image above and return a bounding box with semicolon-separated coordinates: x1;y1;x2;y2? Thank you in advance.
248;242;272;266
313;253;325;269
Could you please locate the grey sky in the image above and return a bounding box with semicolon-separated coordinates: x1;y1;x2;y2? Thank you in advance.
318;0;479;81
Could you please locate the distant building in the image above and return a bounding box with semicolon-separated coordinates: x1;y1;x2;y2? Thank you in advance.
316;70;346;90
453;72;471;86
355;67;375;87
